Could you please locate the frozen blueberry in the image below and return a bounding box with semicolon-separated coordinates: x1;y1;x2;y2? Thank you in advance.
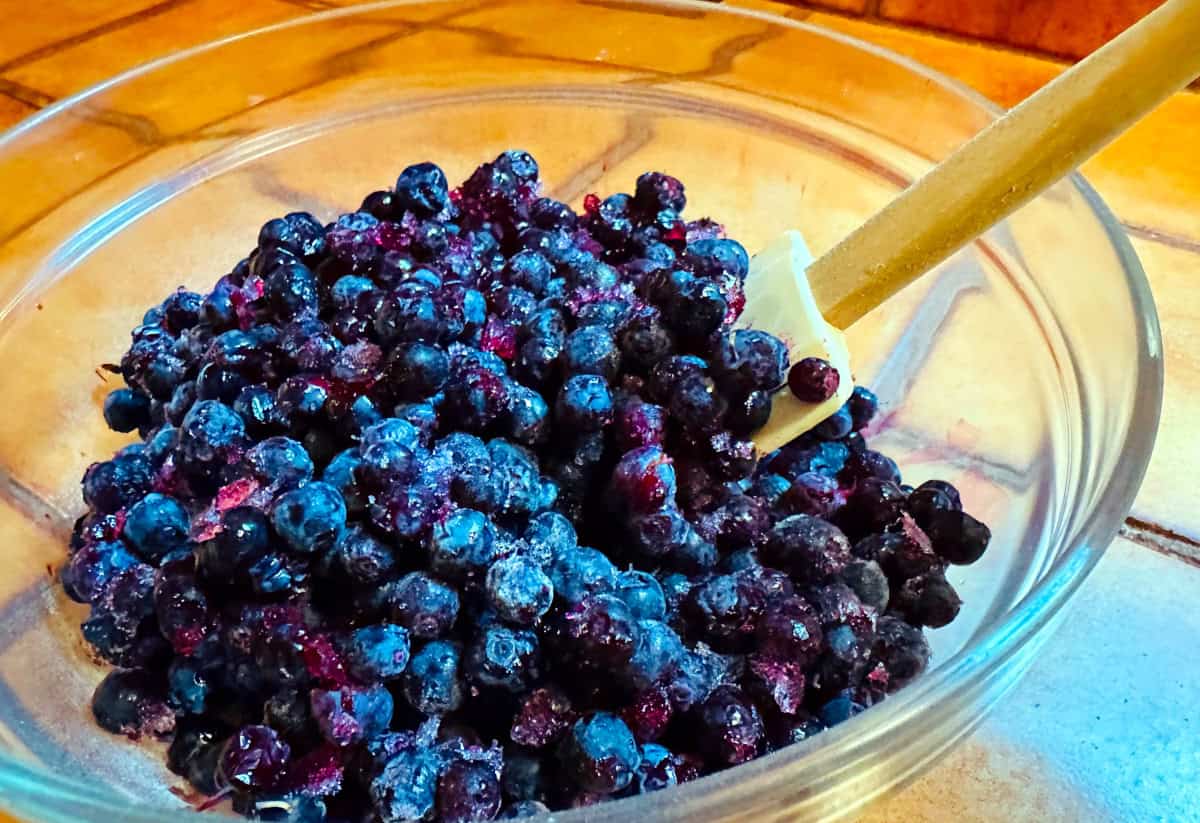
437;759;503;823
271;482;346;554
787;357;840;403
103;388;152;433
466;624;541;692
387;572;461;639
560;713;639;795
613;570;667;622
372;747;442;823
404;640;464;714
122;493;190;561
486;555;554;626
555;374;613;432
310;684;393;746
220;725;291;790
342;624;411;682
91;668;175;738
395;162;451;217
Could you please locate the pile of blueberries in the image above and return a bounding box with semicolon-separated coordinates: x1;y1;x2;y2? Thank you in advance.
64;151;991;822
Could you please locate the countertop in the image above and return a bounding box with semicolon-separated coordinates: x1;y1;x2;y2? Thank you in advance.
0;1;1196;821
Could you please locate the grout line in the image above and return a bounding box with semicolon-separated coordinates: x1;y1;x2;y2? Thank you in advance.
0;0;194;73
1121;222;1200;255
1121;518;1200;568
0;79;53;109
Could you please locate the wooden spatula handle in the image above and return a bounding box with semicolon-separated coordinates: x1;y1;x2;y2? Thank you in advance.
808;0;1200;330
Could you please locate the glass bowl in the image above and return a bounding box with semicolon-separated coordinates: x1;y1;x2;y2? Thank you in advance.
0;1;1162;821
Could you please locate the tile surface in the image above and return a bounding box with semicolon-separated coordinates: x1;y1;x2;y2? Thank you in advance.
876;0;1164;61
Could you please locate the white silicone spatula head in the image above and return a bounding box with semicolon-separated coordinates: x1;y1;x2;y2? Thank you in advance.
744;0;1200;454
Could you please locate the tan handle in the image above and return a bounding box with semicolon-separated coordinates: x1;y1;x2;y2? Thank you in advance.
808;0;1200;329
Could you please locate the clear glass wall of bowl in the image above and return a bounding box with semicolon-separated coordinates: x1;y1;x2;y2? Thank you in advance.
0;2;1160;821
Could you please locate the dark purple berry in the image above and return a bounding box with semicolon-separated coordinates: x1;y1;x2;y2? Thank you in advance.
787;357;840;403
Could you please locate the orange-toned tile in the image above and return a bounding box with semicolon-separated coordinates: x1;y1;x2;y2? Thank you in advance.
0;91;37;131
0;0;172;67
877;0;1164;61
5;0;306;98
776;0;867;13
805;13;1200;245
1125;236;1200;544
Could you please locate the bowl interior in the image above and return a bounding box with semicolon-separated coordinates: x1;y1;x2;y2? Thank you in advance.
0;2;1154;821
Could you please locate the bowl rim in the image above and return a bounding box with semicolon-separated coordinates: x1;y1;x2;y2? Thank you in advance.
0;1;1164;820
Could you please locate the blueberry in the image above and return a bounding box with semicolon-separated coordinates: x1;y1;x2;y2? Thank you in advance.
371;747;442;822
504;385;550;447
385;572;461;638
259;211;326;259
442;365;510;432
62;540;139;604
840;559;890;613
695;685;764;767
103;388;152;433
403;640;464;714
122;493;190;562
923;508;991;565
557;594;638;668
819;693;866;727
871;615;931;690
684;238;749;281
91;668;175;738
234;385;279;434
555;374;613;432
848;385;879;431
589;194;635;249
167;719;226;795
428;508;501;580
179;399;247;463
233;792;328;822
246;436;314;489
220;724;291;790
632;743;680;794
264;262;320;320
342;624;411;681
562;326;620;380
755;595;823;663
82;453;153;513
384;342;449;402
560;713;639;795
614;570;667;621
503;250;554;294
633;172;686;215
661;271;727;340
788;357;840;403
488;439;557;517
395;162;451;217
311;684;394;747
361;189;400;220
530;198;577;231
549;547;616;604
511;686;576;749
271;482;346;554
437;759;503;823
325;526;396;587
814;405;854;441
486;555;554;626
891;572;962;628
524;511;577;565
466;624;540;692
608;446;676;515
167;656;212;714
624;620;685;691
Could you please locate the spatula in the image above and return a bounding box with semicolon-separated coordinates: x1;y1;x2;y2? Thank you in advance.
743;0;1200;453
